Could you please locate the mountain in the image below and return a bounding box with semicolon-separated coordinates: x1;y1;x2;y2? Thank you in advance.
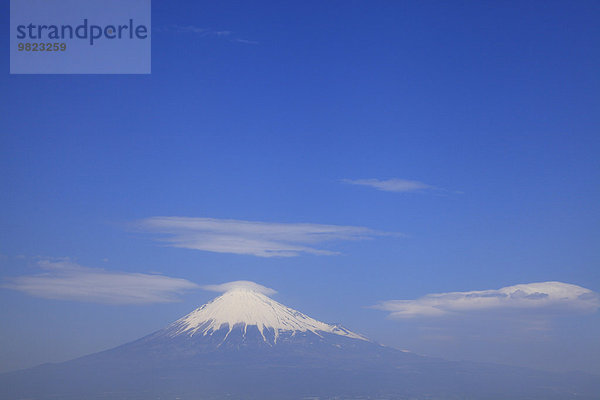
1;285;599;400
165;286;367;343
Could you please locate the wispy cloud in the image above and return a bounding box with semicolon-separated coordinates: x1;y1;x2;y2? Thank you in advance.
202;280;277;296
135;216;388;257
372;282;600;318
342;178;435;193
233;38;259;45
168;25;211;34
2;259;199;305
159;25;258;44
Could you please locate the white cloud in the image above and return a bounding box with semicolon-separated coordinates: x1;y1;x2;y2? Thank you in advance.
135;216;386;257
373;282;600;318
202;280;277;296
342;178;434;193
161;25;258;44
2;260;199;305
233;38;259;45
161;26;231;36
171;25;210;34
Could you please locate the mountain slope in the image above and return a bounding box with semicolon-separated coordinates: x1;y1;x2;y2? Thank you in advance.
1;286;599;400
165;287;367;342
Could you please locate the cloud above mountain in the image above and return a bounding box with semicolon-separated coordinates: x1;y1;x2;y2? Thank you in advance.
2;259;199;304
202;280;277;296
135;216;387;257
342;178;435;193
373;282;600;318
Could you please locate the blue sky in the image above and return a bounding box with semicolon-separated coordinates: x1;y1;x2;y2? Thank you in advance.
1;0;599;374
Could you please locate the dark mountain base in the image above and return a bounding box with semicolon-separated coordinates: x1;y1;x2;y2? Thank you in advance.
2;327;599;400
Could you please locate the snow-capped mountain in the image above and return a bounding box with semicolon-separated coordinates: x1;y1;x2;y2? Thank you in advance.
166;287;367;342
1;284;599;400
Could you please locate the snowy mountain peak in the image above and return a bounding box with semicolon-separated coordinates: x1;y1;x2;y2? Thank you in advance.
167;286;368;342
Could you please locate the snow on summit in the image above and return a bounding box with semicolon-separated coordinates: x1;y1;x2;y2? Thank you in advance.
168;281;367;342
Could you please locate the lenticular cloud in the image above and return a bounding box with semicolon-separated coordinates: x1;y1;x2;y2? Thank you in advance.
2;259;199;304
135;216;386;257
201;280;277;296
373;281;600;318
